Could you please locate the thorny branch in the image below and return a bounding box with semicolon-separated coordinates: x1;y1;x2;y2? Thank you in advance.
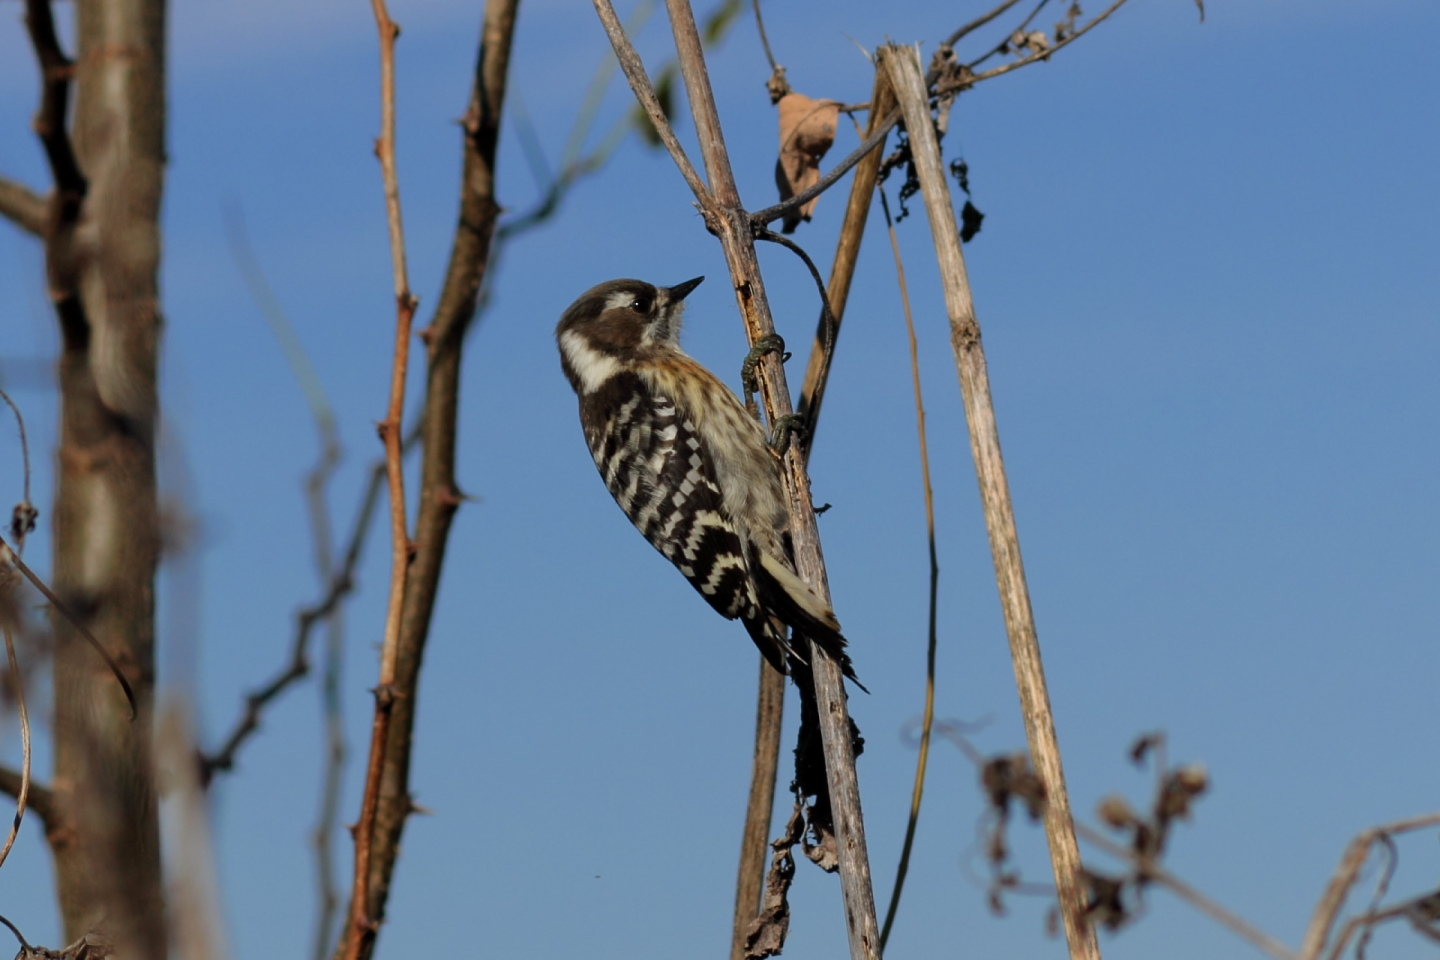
343;1;419;953
337;0;519;957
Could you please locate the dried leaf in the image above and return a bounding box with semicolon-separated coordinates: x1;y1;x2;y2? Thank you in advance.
744;805;804;959
1009;29;1051;58
959;200;984;243
774;93;840;233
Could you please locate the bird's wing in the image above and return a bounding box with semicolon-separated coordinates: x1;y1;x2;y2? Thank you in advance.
580;371;770;627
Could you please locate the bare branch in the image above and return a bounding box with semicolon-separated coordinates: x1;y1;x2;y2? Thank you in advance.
0;177;46;236
593;0;712;204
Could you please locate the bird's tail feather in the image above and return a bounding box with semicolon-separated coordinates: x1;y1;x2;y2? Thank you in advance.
749;545;865;690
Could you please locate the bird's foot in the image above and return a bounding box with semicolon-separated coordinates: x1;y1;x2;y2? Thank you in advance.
741;334;789;415
769;413;807;457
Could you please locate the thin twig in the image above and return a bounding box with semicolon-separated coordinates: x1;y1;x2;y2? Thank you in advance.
875;184;939;953
960;0;1053;72
1076;823;1295;960
941;0;1029;48
0;176;46;237
593;0;712;203
201;441;394;781
879;43;1098;960
962;0;1134;88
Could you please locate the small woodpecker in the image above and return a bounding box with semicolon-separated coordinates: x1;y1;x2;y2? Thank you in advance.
555;275;859;684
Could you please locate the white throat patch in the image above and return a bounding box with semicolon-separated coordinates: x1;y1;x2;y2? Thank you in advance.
559;330;622;394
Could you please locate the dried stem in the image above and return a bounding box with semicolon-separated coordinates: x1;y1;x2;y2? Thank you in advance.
750;0;780;75
659;2;881;957
878;43;1099;960
874;184;939;952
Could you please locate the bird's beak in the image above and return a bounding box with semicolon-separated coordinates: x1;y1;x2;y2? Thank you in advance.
667;276;704;302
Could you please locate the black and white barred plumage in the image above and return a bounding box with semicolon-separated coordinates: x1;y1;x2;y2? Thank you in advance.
556;276;859;683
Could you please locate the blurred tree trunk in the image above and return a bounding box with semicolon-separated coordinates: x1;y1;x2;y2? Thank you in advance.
48;0;167;956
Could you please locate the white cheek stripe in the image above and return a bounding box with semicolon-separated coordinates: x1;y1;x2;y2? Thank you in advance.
559;330;622;394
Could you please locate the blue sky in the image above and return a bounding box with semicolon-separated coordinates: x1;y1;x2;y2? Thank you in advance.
1;1;1438;958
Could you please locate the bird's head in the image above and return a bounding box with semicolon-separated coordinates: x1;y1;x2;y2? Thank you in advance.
556;276;704;392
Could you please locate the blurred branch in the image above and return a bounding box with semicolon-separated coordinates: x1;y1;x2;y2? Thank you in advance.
593;0;712;203
200;433;400;783
0;177;45;236
0;533;137;719
729;658;785;960
1076;822;1294;960
1300;812;1440;960
0;767;52;828
0;624;31;871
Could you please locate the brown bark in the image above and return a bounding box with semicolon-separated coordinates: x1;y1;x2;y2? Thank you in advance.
45;0;168;956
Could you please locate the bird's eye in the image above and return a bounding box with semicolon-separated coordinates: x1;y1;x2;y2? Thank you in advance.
631;295;652;314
